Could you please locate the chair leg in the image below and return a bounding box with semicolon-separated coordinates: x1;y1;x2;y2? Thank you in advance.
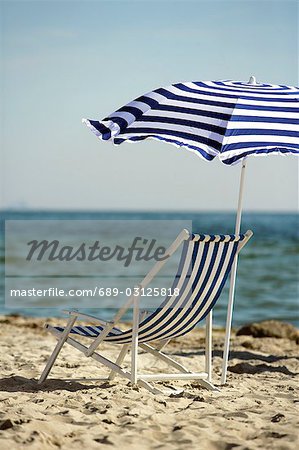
198;378;220;392
131;292;140;385
108;344;130;380
38;315;77;384
140;343;190;373
205;311;212;382
155;338;171;352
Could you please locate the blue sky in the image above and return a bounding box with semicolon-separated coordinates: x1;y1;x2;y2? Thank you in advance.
1;0;298;211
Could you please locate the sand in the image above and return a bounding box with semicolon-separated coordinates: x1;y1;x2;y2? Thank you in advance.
0;314;298;450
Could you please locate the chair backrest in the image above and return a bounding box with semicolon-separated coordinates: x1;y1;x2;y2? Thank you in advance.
106;231;252;344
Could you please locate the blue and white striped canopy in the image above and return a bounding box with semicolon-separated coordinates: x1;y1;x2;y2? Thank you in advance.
82;80;299;165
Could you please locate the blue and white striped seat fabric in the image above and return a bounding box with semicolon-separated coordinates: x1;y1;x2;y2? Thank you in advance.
54;233;246;344
82;80;299;165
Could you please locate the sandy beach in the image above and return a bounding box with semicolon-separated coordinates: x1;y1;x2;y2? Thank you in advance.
0;314;298;450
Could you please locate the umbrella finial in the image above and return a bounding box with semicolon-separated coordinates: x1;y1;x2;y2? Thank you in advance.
248;76;257;85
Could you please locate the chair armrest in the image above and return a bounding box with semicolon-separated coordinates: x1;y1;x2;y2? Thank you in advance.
62;310;114;326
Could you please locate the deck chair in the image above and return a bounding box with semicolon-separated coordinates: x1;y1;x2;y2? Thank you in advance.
38;228;253;394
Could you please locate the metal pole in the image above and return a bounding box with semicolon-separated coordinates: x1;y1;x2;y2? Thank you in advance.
234;162;247;236
220;75;256;385
221;160;247;384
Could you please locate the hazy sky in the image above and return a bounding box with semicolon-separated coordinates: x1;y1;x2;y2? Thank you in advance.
1;0;298;211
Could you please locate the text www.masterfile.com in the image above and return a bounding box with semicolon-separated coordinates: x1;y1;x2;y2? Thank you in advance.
9;287;180;298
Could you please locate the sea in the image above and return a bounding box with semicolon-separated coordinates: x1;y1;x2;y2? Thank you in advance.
0;210;298;327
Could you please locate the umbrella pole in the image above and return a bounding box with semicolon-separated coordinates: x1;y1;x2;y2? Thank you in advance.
221;160;247;385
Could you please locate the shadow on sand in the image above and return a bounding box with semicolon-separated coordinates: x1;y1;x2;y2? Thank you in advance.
0;376;114;393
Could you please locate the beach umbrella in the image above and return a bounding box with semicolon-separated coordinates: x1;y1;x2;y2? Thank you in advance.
82;77;299;384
